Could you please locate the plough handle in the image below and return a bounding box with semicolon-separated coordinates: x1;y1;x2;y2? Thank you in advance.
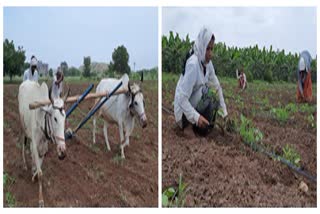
73;81;123;134
66;84;94;118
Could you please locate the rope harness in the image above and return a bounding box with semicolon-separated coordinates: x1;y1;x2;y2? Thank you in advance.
42;105;66;144
129;89;146;121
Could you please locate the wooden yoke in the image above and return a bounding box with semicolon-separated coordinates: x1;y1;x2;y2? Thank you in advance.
29;88;128;110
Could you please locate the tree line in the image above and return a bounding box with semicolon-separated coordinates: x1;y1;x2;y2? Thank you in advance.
3;39;135;80
162;31;317;83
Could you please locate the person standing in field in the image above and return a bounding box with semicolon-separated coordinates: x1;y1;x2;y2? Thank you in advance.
23;55;39;82
51;66;64;99
174;27;228;135
236;67;247;90
296;50;313;103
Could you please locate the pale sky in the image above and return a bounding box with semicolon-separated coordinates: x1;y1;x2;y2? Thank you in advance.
163;7;317;58
4;7;158;70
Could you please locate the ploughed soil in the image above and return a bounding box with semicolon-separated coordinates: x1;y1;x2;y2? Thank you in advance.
3;80;158;207
162;78;316;207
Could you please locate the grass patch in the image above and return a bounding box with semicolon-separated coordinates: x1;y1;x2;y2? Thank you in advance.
4;172;16;207
5;192;16;207
299;103;316;114
162;72;179;84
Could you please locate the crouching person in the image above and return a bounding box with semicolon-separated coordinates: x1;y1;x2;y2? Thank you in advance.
296;50;313;103
236;68;247;90
174;27;228;136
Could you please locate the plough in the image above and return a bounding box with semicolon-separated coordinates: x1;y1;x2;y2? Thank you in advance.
66;83;94;118
28;81;127;140
64;81;123;140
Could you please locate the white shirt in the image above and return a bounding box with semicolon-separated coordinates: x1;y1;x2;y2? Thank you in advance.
174;54;228;125
23;69;39;82
51;70;63;99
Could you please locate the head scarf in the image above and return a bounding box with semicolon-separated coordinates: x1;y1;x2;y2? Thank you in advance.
31;56;38;67
193;27;213;65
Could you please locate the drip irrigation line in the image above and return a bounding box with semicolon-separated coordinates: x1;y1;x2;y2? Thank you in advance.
243;141;316;183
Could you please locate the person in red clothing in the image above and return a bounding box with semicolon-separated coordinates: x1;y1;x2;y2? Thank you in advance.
296;51;313;103
236;67;247;91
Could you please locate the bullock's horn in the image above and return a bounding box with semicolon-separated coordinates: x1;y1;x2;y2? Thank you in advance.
140;71;144;83
127;81;131;93
63;87;70;102
49;86;54;104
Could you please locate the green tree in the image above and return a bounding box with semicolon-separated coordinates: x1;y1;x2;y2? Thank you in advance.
3;39;26;81
49;68;53;77
109;45;131;75
162;32;193;74
83;56;91;77
161;34;317;83
68;67;81;76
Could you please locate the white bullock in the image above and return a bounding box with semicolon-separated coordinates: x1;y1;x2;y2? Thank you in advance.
93;74;147;159
18;80;68;207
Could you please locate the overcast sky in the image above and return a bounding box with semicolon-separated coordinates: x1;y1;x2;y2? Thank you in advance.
163;7;317;58
4;7;158;70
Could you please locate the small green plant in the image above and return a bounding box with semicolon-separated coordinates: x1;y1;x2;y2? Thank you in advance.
299;103;316;114
271;107;289;123
239;114;263;145
5;192;16;207
282;144;301;168
285;103;298;113
4;172;16;207
307;114;316;128
162;173;188;207
3;172;15;188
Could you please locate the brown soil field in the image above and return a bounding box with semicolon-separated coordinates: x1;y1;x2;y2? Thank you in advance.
162;77;316;207
3;80;158;207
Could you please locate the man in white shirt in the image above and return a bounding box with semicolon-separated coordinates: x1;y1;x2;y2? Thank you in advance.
51;66;64;99
174;27;228;133
23;55;39;82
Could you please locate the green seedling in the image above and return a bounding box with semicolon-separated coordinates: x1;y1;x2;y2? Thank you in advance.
239;114;263;144
271;107;289;123
162;173;188;207
282;144;301;168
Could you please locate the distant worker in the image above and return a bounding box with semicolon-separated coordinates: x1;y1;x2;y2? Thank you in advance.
174;27;228;136
51;66;64;99
236;68;247;90
23;55;39;82
296;50;313;103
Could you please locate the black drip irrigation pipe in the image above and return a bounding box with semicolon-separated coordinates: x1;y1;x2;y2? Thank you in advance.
243;141;317;183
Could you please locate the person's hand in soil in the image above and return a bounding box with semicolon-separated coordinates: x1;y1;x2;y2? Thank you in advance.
198;115;209;128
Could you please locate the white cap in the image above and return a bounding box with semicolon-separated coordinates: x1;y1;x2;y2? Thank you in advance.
31;57;38;66
299;57;306;71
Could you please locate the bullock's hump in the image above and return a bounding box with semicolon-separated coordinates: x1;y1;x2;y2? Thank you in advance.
18;80;48;102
